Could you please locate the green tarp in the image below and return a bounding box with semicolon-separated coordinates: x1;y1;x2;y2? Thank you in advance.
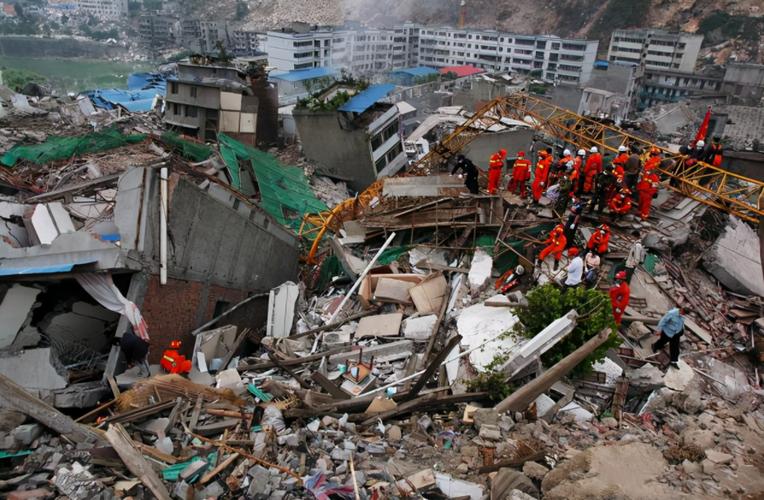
1;128;146;167
217;133;328;234
160;132;212;162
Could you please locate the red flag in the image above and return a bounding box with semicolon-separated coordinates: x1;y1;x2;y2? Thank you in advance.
694;106;711;146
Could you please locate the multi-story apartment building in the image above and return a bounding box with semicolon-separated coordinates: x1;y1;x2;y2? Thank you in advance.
76;0;127;20
415;27;598;84
138;14;178;49
264;28;335;71
232;30;261;57
607;29;703;73
639;69;723;109
264;24;597;85
181;20;227;54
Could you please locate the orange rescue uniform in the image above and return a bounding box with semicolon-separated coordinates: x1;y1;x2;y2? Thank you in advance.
636;171;660;220
488;152;504;194
609;281;630;326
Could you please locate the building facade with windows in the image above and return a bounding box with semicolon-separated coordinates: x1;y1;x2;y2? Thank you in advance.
76;0;127;20
264;24;598;85
607;29;703;73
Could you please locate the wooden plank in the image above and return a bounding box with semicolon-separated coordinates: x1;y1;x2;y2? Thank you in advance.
106;376;121;399
311;372;350;400
189;395;203;431
199;452;239;485
219;328;251;372
0;374;102;444
409;335;462;398
105;423;171;500
684;317;713;345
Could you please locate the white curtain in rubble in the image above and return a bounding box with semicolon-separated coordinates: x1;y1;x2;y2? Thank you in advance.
75;273;150;341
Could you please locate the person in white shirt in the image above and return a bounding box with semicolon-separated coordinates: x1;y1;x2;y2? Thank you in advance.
625;233;645;282
564;247;583;289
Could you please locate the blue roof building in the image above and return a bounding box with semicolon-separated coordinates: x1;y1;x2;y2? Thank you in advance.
388;66;439;86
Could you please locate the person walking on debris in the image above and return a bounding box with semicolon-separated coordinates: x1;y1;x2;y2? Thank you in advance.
624;232;645;281
488;148;506;194
571;149;586;195
609;185;633;216
586;223;610;255
563;198;584;248
653;307;685;369
582;146;602;194
451;154;479;194
508;151;531;198
532;148;553;202
538;224;567;266
636;170;660;220
583;250;600;288
609;270;630;327
564;247;583;289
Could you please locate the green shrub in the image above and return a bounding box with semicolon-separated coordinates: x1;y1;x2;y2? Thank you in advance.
513;284;620;376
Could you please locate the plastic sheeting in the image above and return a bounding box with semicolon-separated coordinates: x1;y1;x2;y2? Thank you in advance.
75;273;149;341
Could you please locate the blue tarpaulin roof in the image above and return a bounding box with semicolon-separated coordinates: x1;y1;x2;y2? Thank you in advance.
338;84;396;114
390;66;438;77
0;260;97;277
83;72;166;113
270;67;336;82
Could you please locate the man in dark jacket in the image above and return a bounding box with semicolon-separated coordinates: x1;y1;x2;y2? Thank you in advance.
451;154;480;194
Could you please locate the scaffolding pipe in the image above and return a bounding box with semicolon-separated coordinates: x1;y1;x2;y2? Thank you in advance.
159;167;168;285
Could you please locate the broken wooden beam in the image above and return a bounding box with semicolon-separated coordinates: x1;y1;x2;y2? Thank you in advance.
105;423;171;500
494;329;611;414
311;372;351;400
0;374;103;444
408;335;462;399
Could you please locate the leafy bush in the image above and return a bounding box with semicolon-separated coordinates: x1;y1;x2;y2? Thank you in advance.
528;83;548;95
513;284;620;376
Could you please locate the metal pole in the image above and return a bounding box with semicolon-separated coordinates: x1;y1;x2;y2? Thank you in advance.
326;232;396;324
159;167;168;285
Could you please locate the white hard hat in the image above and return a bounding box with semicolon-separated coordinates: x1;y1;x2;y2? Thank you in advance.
697;140;705;148
565;160;574;168
577;149;586;156
618;145;627;152
590;146;598;153
563;149;571;156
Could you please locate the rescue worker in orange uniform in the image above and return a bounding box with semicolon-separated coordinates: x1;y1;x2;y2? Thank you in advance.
613;145;629;170
551;148;573;186
532;149;552;202
488;149;506;194
644;147;662;173
635;170;660;220
571;149;586;194
582;146;603;194
609;271;630;327
586;223;611;255
508;151;531;198
538;224;567;264
708;136;723;167
609;185;633;215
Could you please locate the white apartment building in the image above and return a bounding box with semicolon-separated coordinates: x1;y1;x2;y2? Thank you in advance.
416;27;598;85
264;29;335;71
265;24;598;85
76;0;127;20
608;29;703;73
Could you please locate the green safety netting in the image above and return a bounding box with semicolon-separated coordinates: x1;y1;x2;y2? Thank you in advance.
0;128;146;167
217;133;328;234
160;132;212;162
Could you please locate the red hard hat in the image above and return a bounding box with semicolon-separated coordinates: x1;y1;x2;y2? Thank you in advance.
568;247;579;256
615;271;627;280
600;224;609;232
517;151;525;157
499;149;507;157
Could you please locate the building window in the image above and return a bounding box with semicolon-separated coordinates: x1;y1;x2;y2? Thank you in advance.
185;106;198;118
170;81;178;94
190;87;197;98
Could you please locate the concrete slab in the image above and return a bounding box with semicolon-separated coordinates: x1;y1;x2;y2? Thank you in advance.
0;284;40;349
266;282;299;338
0;348;67;390
71;301;120;322
456;302;518;371
355;312;403;338
40;312;109;352
327;340;413;368
402;314;437;341
663;359;695;391
468;249;493;294
702;216;764;296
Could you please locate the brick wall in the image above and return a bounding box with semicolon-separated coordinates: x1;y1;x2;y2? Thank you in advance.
140;274;252;363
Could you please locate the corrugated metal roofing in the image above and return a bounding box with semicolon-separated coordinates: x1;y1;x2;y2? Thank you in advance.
338;84;396;114
391;66;438;77
269;67;337;82
438;65;485;78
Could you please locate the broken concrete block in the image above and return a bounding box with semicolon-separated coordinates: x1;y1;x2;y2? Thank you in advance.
472;408;500;430
456;303;517;371
663;360;695;391
468;248;493;294
266;282;299;338
435;472;484;499
702;216;764;296
355;312;403;338
522;461;550;481
0;285;40;349
387;425;402;442
215;368;244;393
705;449;733;465
11;424;41;446
402;314;437;341
7;488;52;500
478;424;502;440
0;348;67;391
